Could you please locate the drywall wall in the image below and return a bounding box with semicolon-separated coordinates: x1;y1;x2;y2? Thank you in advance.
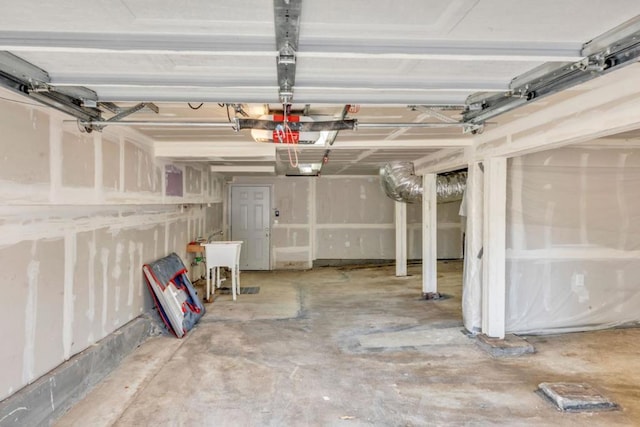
230;175;463;269
408;200;464;260
231;176;311;269
0;317;153;427
315;176;395;260
0;92;224;402
505;144;640;333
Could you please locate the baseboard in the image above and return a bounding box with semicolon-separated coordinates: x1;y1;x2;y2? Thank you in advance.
0;315;157;427
312;259;425;268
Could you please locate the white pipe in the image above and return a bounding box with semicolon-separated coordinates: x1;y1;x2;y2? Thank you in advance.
358;122;467;128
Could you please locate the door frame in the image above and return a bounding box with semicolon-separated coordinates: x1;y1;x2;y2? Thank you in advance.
227;184;274;270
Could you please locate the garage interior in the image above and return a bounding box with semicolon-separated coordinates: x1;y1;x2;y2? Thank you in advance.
2;1;640;425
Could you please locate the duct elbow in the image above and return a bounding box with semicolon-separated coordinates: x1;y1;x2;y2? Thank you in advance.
379;162;467;204
380;162;423;203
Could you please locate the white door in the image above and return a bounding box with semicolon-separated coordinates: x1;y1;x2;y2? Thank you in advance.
231;186;271;270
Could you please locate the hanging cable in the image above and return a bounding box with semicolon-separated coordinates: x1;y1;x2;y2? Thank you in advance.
287;139;299;168
188;102;204;110
276;122;298;168
285;123;298;168
281;103;298;168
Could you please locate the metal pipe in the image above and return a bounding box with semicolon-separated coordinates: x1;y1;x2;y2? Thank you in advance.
380;162;423;203
73;120;235;128
358;122;467;128
380;161;467;204
436;171;468;203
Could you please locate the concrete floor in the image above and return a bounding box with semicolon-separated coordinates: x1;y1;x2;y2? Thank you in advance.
56;261;640;426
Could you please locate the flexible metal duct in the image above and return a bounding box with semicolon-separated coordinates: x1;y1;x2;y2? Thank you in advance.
380;162;423;203
437;170;468;203
379;161;467;204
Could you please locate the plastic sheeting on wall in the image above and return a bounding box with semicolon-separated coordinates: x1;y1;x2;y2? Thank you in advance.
437;200;464;259
460;163;483;333
504;146;640;334
407;200;465;260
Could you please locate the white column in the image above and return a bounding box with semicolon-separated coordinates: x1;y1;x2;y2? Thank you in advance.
309;177;316;268
482;157;507;338
422;173;437;295
395;201;407;277
461;162;484;332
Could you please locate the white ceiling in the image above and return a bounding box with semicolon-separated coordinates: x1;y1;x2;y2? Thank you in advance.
1;1;639;175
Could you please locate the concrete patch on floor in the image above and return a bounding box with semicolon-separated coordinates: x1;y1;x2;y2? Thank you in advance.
45;263;640;426
218;286;260;295
422;292;453;301
475;333;535;357
200;281;302;322
357;326;473;350
538;382;619;412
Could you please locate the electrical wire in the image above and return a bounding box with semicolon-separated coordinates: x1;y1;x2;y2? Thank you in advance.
275;123;299;168
285;123;299;168
188;102;203;110
287;138;299;168
281;103;299;168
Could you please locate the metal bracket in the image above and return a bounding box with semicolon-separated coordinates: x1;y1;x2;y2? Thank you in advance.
81;102;159;132
463;15;640;125
236;118;356;132
406;104;481;134
97;102;122;114
408;105;462;124
463;123;484;135
0;51;102;122
274;0;302;103
278;42;296;65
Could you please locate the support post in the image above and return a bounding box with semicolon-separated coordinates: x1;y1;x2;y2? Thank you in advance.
482;157;507;338
395;201;407;277
461;162;484;332
422;173;438;296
